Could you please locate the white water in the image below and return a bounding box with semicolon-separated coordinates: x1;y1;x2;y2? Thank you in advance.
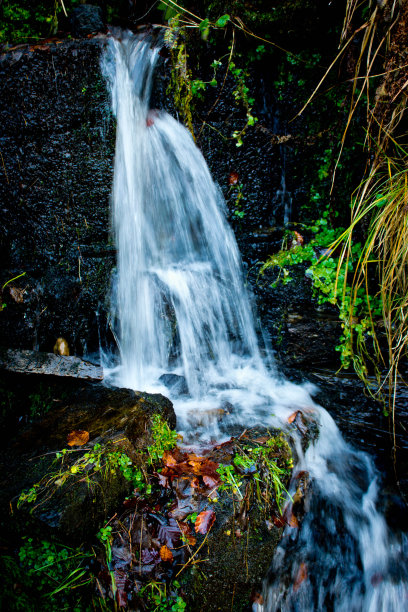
102;32;407;611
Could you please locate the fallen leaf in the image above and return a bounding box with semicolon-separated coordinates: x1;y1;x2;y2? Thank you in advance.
203;474;220;488
271;514;286;528
9;286;25;303
195;509;216;534
67;430;89;446
292;231;304;247
283;502;299;528
178;521;197;546
287;411;308;435
293;562;308;592
253;435;270;445
159;545;173;562
162;450;179;466
114;568;128;606
140;548;160;565
158;518;182;547
228;171;239;185
190;477;200;489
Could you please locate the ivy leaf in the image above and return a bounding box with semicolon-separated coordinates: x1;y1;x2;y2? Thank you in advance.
215;14;230;28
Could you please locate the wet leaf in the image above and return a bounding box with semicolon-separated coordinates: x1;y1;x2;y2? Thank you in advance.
190;476;200;489
158;518;182;547
114;568;128;606
179;521;196;546
67;430;89;446
288;411;308;435
215;14;230;28
292;231;304;247
160;545;173;562
141;548;161;565
195;509;216;534
9;286;25;303
162;450;179;466
228;171;239;185
253;435;270;444
203;474;220;489
293;562;308;592
156;470;170;488
271;514;286;528
286;510;299;528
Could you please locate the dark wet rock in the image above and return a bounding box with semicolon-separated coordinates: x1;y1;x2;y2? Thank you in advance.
70;5;105;38
185;507;282;611
0;372;175;542
159;372;189;395
0;347;103;380
0;38;115;357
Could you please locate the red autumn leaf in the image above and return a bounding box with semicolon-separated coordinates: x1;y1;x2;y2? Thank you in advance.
178;521;197;546
228;171;239;185
195;509;216;534
288;411;298;424
199;459;219;476
67;430;89;446
159;545;174;562
292;231;304;247
190;477;200;489
288;514;299;528
271;514;286;528
293;562;308;592
202;474;220;489
114;569;128;607
162;450;179;466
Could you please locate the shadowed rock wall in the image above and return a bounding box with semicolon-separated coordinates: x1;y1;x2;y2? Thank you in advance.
0;37;115;355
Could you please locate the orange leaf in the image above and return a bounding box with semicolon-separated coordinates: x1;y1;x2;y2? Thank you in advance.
159;545;173;563
162;450;178;466
228;171;239;185
293;562;308;592
195;509;216;534
288;411;299;424
179;521;197;546
190;477;200;489
67;430;89;446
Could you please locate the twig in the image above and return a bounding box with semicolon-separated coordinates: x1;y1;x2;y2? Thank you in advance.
175;523;214;577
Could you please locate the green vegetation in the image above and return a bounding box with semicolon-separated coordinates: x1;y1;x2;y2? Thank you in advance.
17;441;148;510
216;432;293;513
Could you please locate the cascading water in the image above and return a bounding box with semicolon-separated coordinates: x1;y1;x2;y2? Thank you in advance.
102;32;407;611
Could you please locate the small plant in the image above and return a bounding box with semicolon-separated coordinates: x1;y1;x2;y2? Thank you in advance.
18;537;92;602
147;414;180;464
216;463;244;499
216;433;292;512
18;441;148;510
139;579;187;611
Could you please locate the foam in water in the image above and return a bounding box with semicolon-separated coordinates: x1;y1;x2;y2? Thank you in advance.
102;32;408;610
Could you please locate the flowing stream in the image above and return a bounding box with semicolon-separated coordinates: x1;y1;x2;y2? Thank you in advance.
102;32;407;611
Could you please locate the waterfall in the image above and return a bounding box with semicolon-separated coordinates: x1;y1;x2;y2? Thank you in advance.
102;32;407;611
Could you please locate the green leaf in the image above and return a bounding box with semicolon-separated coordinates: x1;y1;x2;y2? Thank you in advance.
215;14;230;28
198;18;210;33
